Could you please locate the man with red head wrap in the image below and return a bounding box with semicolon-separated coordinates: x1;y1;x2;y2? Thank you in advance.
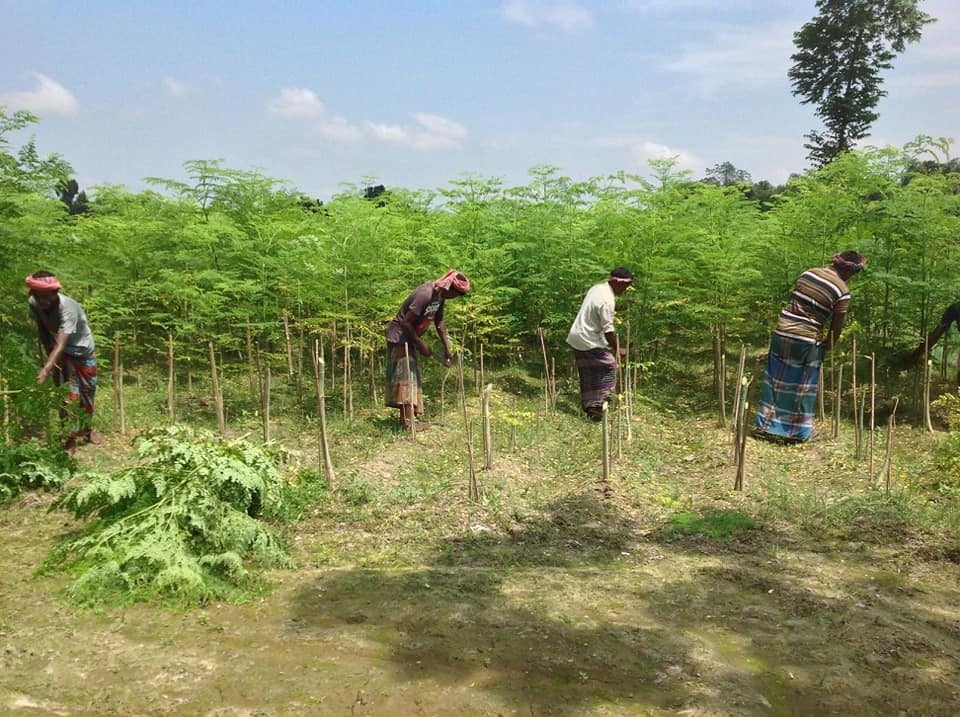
26;270;101;453
385;270;470;430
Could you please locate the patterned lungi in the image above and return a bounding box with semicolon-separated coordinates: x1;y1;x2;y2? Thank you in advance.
572;348;617;414
55;353;98;438
385;342;424;415
754;334;821;442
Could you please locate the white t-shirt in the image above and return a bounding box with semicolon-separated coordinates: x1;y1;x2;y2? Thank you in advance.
566;282;615;351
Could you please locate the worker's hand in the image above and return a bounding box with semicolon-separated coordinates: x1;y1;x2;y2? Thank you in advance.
419;343;433;358
36;366;50;384
443;351;453;367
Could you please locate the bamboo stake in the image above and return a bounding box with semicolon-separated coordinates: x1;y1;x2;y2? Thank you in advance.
479;344;485;396
624;321;633;442
312;339;336;486
482;383;493;469
1;372;9;444
537;327;553;410
246;322;256;395
343;327;349;418
883;396;900;493
118;351;126;436
868;353;876;479
404;342;416;442
262;366;271;443
731;345;747;462
601;401;611;482
852;338;860;457
208;340;226;434
282;313;294;376
832;364;843;439
734;386;751;492
113;333;125;435
616;396;624;460
167;333;175;424
369;330;379;407
296;324;305;406
923;338;934;433
457;352;479;500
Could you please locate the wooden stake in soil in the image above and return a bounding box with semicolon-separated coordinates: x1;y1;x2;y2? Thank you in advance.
923;337;934;432
167;333;175;424
457;352;480;500
852;338;862;458
832;363;843;439
482;383;493;469
404;342;416;442
734;378;752;491
282;313;294;376
731;345;747;462
601;400;611;482
883;396;900;493
537;327;555;410
113;332;125;435
261;366;271;443
208;340;226;435
311;339;336;486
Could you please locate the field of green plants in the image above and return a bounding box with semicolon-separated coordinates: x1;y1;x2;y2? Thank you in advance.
2;109;960;714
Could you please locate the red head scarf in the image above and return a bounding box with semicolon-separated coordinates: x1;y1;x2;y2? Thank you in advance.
25;274;62;292
434;269;470;295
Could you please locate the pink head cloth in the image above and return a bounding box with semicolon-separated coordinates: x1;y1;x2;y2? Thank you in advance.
25;274;62;292
434;269;470;295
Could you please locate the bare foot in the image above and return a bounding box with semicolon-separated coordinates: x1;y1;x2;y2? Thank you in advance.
64;437;78;456
88;430;103;445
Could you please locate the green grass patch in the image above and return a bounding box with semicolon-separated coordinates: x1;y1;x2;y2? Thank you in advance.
666;509;757;539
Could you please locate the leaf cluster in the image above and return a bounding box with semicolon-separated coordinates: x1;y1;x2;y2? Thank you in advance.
0;440;73;504
40;425;291;606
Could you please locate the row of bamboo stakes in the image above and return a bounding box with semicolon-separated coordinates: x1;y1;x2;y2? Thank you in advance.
52;318;949;499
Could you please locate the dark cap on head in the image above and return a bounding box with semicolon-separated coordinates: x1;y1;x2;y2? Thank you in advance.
609;267;634;281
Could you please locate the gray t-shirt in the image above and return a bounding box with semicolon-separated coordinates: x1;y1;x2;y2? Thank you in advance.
28;293;96;358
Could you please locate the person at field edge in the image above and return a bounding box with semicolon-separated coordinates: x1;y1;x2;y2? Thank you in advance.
901;302;960;382
566;267;634;421
385;269;470;430
26;271;101;454
753;251;867;445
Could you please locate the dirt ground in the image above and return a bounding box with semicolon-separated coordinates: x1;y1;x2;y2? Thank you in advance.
2;413;960;716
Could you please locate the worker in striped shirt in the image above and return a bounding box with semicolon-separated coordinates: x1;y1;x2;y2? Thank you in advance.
753;251;867;444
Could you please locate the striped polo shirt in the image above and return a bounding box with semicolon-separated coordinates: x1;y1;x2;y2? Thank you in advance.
774;266;850;343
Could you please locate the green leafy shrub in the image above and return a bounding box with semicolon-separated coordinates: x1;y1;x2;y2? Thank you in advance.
40;425;291;606
0;440;74;504
927;391;960;497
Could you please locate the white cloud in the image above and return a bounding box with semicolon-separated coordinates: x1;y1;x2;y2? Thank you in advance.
501;0;593;32
314;117;363;143
269;87;464;149
267;87;326;119
366;113;467;150
0;73;78;117
162;77;195;98
591;134;700;173
663;22;795;95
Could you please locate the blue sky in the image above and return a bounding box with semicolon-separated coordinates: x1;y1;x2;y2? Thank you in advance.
2;0;957;200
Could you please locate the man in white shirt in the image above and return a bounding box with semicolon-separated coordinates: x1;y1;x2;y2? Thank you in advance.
566;267;633;421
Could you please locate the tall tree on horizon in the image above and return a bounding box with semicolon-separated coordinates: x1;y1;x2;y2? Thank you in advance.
788;0;934;167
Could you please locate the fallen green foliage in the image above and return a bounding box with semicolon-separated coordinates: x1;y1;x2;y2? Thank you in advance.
665;509;757;540
0;440;74;504
39;425;291;607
